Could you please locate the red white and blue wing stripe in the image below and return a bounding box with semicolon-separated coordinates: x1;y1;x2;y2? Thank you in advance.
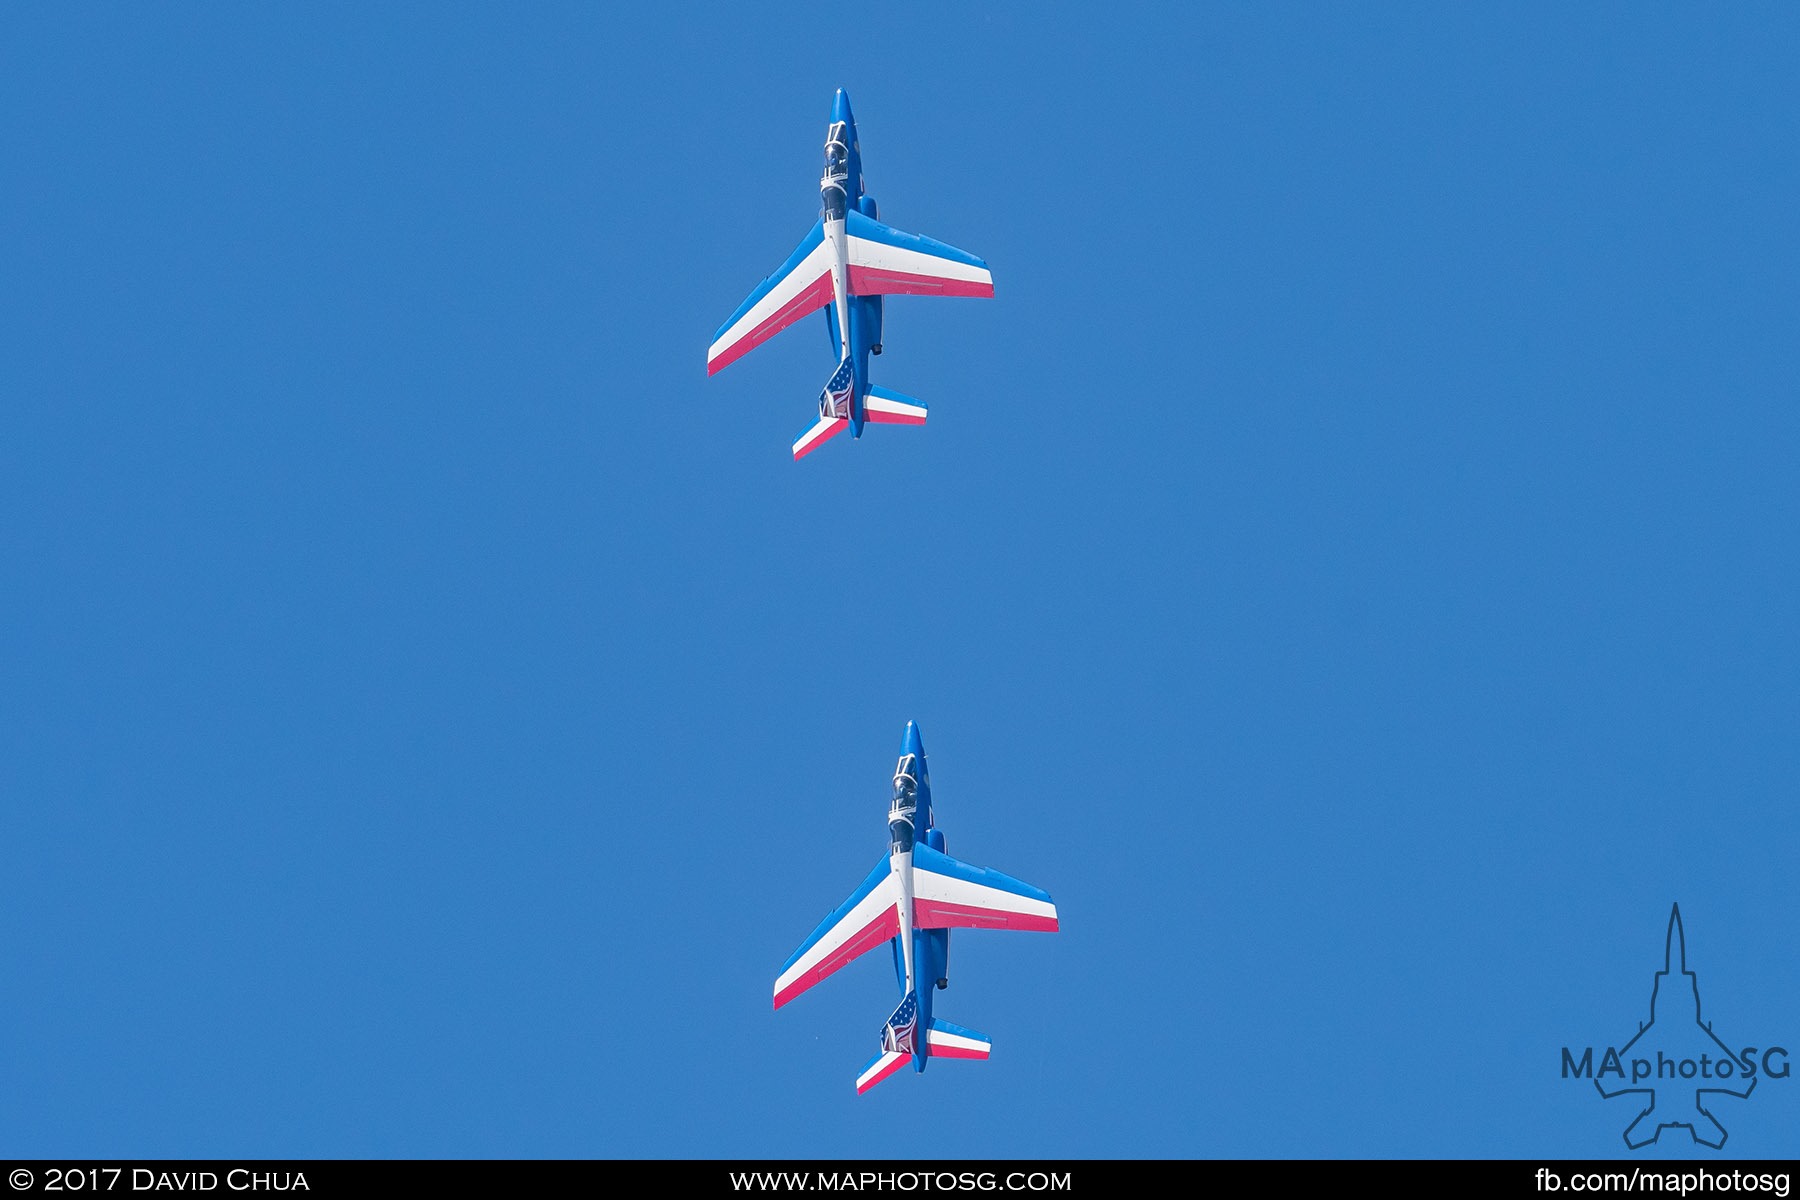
708;220;833;375
910;843;1059;932
792;414;849;461
925;1019;992;1060
774;857;898;1009
845;211;994;299
862;385;927;426
855;1049;911;1094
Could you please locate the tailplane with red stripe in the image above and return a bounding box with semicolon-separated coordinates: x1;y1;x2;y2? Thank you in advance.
854;1017;992;1094
863;385;927;426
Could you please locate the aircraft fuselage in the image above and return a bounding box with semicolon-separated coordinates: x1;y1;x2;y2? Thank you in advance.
819;91;883;438
886;723;950;1071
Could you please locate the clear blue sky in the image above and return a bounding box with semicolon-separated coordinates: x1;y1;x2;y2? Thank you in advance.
3;4;1796;1159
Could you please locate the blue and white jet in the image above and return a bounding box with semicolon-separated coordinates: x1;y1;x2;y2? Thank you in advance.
707;90;995;460
774;722;1058;1093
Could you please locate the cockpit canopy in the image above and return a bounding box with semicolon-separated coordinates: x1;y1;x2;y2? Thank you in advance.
887;754;918;853
820;121;850;211
823;122;850;175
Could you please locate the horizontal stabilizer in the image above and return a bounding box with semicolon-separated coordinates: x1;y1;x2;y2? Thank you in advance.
792;414;850;461
912;843;1058;932
856;1049;912;1094
863;385;928;426
846;211;994;298
926;1019;992;1060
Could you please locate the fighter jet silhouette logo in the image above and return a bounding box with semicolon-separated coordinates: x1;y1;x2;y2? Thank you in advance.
1597;905;1756;1148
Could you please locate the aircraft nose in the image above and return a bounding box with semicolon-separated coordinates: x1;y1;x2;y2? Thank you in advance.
832;88;855;125
900;721;925;758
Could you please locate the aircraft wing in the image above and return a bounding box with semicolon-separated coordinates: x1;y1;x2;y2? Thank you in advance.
708;219;834;375
911;843;1058;932
774;856;900;1008
846;210;994;298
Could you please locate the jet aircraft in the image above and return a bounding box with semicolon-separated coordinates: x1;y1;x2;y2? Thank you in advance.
707;90;994;460
773;722;1058;1093
1596;905;1757;1148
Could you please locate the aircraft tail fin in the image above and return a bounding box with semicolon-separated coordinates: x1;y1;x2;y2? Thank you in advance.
880;990;919;1055
793;357;856;461
854;990;921;1094
863;385;928;426
854;1007;993;1093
